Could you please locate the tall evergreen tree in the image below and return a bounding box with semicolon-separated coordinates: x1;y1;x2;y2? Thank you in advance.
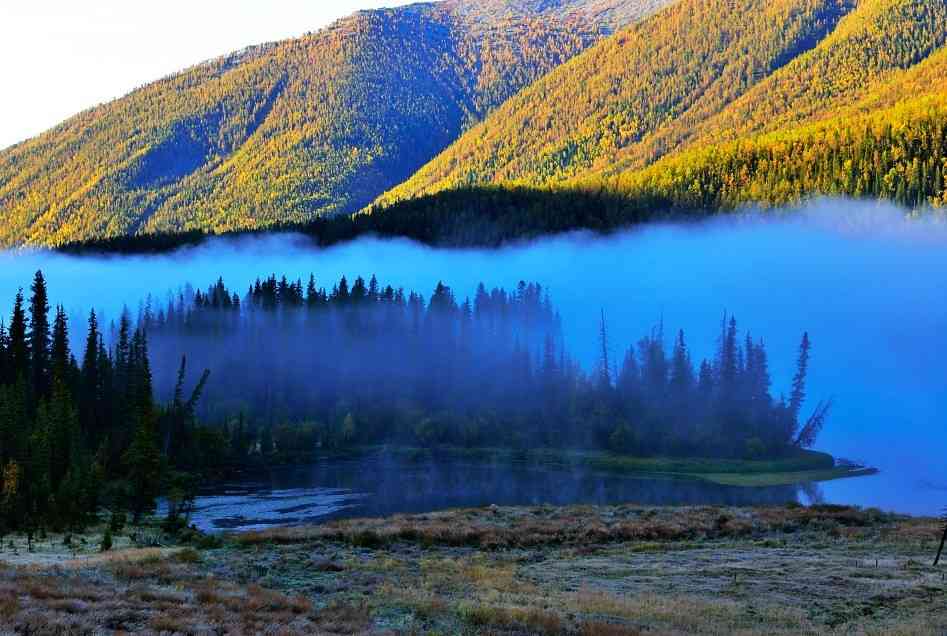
79;310;101;439
0;320;8;387
8;290;28;385
598;309;611;389
788;332;811;428
28;271;51;404
50;306;70;384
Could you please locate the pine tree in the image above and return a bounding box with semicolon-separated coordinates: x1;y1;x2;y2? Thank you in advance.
28;271;51;403
51;306;70;384
8;289;28;385
79;310;101;440
788;332;811;429
0;320;8;387
669;330;694;398
125;417;162;523
598;309;611;389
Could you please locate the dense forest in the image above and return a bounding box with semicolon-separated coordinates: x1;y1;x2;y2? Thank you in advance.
61;92;947;256
0;272;209;535
0;269;828;531
0;0;666;248
144;273;826;460
384;0;947;202
4;0;947;249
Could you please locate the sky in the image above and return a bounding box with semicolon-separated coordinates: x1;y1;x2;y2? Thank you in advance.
0;0;410;151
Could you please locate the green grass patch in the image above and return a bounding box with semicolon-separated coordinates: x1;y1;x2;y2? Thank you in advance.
339;445;875;489
697;466;879;487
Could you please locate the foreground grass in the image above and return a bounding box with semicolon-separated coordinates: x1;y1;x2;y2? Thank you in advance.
0;504;944;634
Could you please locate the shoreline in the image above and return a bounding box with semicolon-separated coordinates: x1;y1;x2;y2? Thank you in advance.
221;445;878;489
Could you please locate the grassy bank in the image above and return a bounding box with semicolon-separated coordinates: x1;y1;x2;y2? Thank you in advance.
0;504;944;634
345;445;876;487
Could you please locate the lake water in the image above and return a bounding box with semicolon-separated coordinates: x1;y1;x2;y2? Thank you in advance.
3;200;946;520
169;455;813;533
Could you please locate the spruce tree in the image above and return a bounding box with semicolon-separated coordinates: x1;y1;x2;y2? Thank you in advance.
51;306;70;384
79;310;101;439
0;320;8;387
669;330;694;397
125;417;161;523
28;271;51;403
788;332;811;428
8;290;28;385
598;309;611;389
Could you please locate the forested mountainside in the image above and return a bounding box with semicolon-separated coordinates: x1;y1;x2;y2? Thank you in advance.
381;0;947;210
7;0;947;252
0;0;667;248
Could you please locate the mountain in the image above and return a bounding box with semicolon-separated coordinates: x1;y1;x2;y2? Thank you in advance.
0;0;668;247
379;0;947;210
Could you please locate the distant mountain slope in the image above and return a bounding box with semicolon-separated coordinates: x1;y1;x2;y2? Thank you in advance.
0;0;667;247
380;0;947;205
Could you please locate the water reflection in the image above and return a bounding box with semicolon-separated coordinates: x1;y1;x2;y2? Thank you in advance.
180;455;806;532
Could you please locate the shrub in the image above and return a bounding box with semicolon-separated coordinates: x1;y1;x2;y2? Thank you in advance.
109;511;126;533
350;530;385;549
175;548;202;563
195;533;224;550
100;529;113;552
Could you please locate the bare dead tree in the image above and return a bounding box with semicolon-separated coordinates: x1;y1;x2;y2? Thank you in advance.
794;398;833;448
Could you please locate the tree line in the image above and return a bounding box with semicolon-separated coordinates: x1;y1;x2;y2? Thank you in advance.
0;269;828;532
57;100;947;256
0;272;206;535
141;271;826;464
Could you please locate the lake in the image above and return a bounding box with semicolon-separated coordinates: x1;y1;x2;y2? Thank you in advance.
3;199;946;519
165;454;812;533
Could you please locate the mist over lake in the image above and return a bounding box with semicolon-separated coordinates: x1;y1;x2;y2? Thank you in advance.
1;199;945;515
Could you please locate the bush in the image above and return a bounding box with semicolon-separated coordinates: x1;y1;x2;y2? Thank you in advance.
350;529;385;549
100;528;113;552
744;437;767;459
195;533;224;550
175;548;202;563
109;511;127;533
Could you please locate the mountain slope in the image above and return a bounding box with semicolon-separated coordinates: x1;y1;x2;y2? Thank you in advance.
0;0;668;247
380;0;947;204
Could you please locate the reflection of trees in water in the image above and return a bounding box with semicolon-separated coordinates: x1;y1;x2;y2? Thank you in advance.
256;456;801;521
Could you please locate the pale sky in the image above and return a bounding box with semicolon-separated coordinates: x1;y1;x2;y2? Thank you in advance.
0;1;412;151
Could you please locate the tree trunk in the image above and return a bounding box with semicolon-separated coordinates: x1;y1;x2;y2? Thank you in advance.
935;523;947;567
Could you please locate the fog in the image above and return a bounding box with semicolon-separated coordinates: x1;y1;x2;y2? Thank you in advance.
1;199;945;514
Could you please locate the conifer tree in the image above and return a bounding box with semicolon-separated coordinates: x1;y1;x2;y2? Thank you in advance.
669;330;694;397
788;332;811;428
0;321;7;387
28;271;51;404
79;310;101;439
8;290;28;385
125;417;161;523
598;309;611;389
51;306;70;384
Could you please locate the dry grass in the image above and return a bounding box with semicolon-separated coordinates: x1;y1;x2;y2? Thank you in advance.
1;503;944;634
233;503;907;551
569;590;816;634
0;551;372;634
